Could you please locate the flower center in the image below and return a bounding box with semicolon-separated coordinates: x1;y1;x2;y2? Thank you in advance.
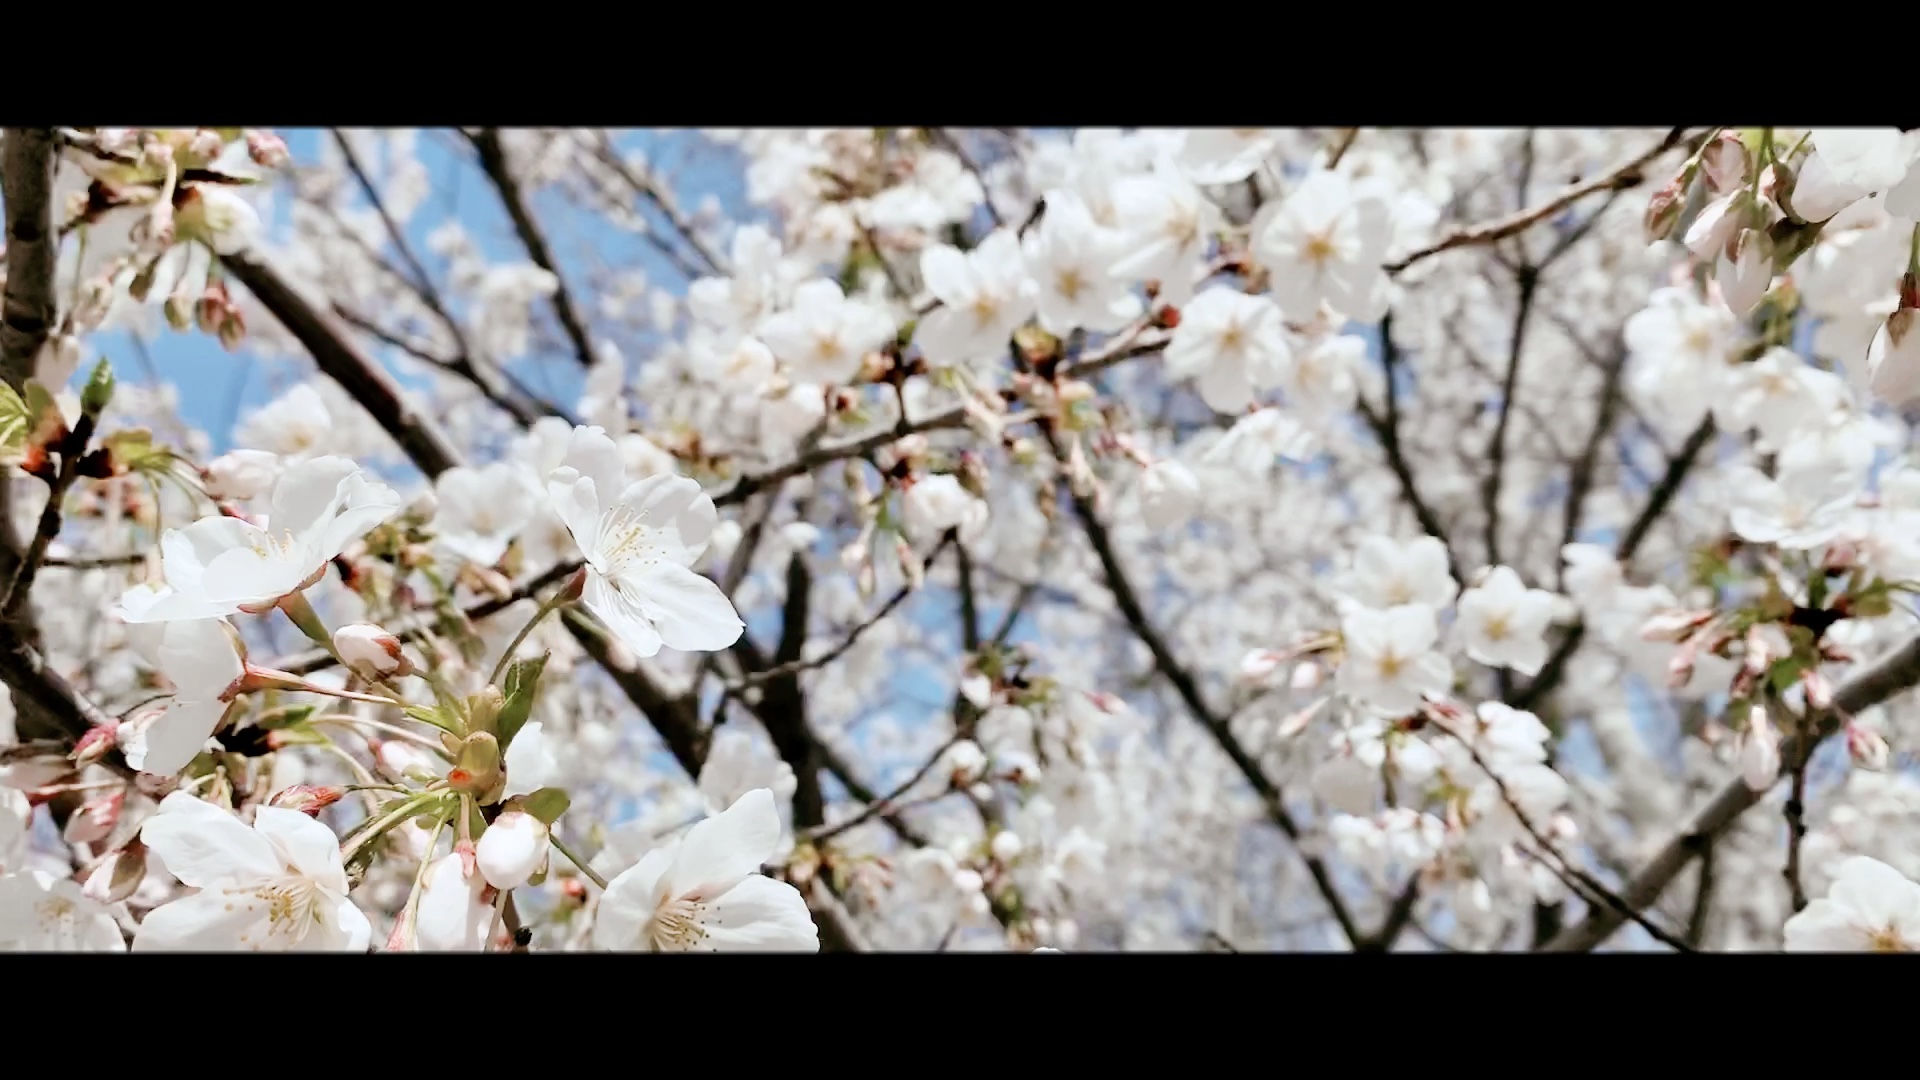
1377;652;1405;680
650;896;711;951
235;876;323;949
1483;613;1510;641
1868;925;1911;953
1304;232;1338;266
971;293;1001;327
593;504;664;578
1056;269;1085;302
812;332;841;361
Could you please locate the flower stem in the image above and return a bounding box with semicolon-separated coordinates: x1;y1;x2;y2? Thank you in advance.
549;829;609;890
491;594;563;685
396;810;450;952
277;590;335;650
341;790;450;863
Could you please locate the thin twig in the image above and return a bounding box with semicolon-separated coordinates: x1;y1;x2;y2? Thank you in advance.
1384;127;1693;273
799;737;959;845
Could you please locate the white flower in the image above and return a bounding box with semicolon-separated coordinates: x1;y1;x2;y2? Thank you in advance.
1177;128;1278;185
0;870;126;951
546;425;743;658
433;462;540;567
697;728;798;819
1460;702;1551;771
1806;130;1920;221
1255;169;1392;322
1021;192;1141;337
1108;158;1219;304
1741;705;1780;792
476;812;549;891
914;229;1039;365
202;449;281;501
760;279;895;386
1624;286;1738;426
901;474;988;545
1137;460;1202;528
176;184;262;255
503;722;563;800
1715;347;1847;446
1454;567;1556;676
123;618;245;776
236;383;335;461
593;788;818;952
415;853;493;951
1866;308;1920;406
1336;604;1454;717
1163;287;1290;414
1783;856;1920;952
1725;465;1858;549
1282;333;1363;417
134;791;370;951
118;456;402;623
1341;535;1459;610
1203;408;1318;471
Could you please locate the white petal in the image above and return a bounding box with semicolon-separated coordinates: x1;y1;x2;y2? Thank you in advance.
252;806;348;893
665;788;781;900
633;563;744;652
125;698;227;776
699;875;820;951
132;889;272;951
583;572;664;658
141;794;280;887
595;846;675;950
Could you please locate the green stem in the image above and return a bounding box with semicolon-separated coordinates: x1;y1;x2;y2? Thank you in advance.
341;790;449;863
1909;223;1920;277
397;810;451;951
550;829;609;890
491;594;562;685
278;590;338;653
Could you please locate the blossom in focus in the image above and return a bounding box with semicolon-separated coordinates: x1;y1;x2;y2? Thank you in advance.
593;788;818;952
546;425;744;658
1783;856;1920;952
134;792;370;952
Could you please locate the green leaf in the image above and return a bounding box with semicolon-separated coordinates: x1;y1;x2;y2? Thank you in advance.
1769;655;1809;693
80;356;115;418
267;722;329;747
254;703;319;730
520;787;570;826
495;652;549;750
404;703;463;734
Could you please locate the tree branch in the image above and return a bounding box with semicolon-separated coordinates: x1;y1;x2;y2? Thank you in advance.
1383;128;1692;273
466;129;598;370
1542;631;1920;951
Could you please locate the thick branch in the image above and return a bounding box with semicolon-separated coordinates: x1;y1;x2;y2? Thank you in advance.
1;128;58;384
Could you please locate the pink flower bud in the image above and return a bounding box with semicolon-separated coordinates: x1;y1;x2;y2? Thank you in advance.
333;622;412;678
1289;660;1324;691
1644;176;1687;243
1802;668;1834;711
1699;132;1752;194
246;130;290;168
1846;723;1891;770
1684;190;1752;262
1238;649;1286;683
1641;608;1713;642
268;785;345;817
71;724;119;767
62;792;123;846
188;129;226;161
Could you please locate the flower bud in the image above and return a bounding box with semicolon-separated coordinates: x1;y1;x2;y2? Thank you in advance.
188;129;226;161
414;853;493;951
951;868;985;895
1239;649;1286;683
218;308;246;351
333;622;412;678
268;784;345;817
1801;668;1834;711
475;810;550;890
62;792;123;846
1643;176;1687;243
1699;132;1751;194
990;831;1024;862
1716;228;1774;317
1846;723;1890;770
32;333;81;389
1642;608;1713;642
1289;660;1324;691
70;724;119;768
1684;190;1751;261
246;130;290;168
1740;705;1780;791
1867;303;1920;407
84;839;149;904
944;740;987;785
